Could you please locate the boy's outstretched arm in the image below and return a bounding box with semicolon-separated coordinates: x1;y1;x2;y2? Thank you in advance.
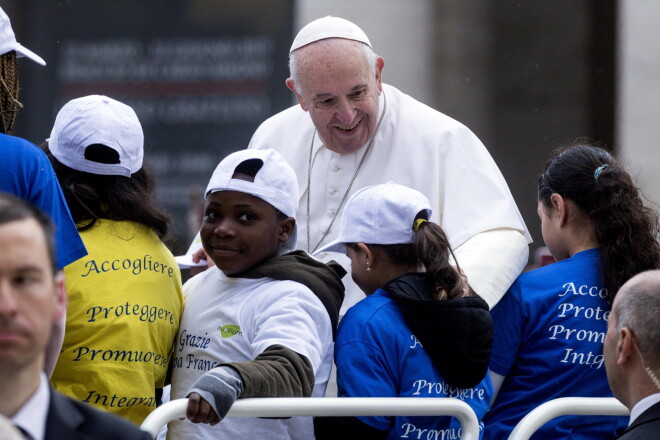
186;366;242;424
185;344;314;424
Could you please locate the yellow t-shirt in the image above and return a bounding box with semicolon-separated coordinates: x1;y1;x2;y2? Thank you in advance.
51;220;183;425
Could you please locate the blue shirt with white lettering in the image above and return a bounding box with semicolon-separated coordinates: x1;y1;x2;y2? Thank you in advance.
484;248;626;439
335;289;491;440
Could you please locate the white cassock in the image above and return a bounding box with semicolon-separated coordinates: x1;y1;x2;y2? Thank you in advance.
249;83;532;314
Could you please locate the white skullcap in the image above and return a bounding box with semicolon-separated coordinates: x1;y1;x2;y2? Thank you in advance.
290;16;371;54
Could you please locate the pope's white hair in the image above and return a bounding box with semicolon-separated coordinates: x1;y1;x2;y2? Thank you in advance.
288;40;379;97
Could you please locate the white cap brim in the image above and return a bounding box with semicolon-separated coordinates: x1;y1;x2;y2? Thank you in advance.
14;43;46;66
313;239;346;256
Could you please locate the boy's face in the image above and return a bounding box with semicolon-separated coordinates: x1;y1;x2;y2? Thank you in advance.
201;191;294;275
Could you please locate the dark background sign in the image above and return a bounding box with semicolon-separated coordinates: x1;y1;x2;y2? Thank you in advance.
13;0;294;250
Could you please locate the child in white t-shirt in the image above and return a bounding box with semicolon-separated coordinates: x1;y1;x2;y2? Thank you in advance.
167;149;345;440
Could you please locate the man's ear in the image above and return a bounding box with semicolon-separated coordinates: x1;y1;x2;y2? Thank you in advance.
616;327;635;366
285;78;308;111
53;270;68;321
278;217;296;243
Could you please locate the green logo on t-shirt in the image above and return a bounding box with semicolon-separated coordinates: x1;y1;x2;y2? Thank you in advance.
218;324;242;338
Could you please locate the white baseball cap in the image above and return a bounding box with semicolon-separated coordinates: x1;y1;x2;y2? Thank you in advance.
206;148;299;252
0;7;46;65
290;16;371;53
316;182;432;254
49;95;144;177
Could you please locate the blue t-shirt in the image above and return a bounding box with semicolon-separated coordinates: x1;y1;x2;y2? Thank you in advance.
336;289;492;440
484;248;626;439
0;133;86;269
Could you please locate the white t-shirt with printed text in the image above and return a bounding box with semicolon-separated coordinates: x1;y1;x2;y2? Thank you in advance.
167;266;333;440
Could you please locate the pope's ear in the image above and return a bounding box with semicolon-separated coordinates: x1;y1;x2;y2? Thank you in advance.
375;57;385;93
286;78;308;111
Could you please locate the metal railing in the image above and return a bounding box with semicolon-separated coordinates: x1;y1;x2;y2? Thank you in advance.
141;397;480;439
507;397;628;440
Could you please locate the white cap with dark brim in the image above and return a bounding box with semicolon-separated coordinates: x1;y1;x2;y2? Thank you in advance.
49;95;144;177
205;148;300;254
290;16;371;54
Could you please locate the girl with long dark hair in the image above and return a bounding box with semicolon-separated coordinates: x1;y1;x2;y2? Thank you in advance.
47;95;183;425
484;141;660;439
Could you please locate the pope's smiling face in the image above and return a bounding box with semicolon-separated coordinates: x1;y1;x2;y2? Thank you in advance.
200;190;293;275
287;39;384;155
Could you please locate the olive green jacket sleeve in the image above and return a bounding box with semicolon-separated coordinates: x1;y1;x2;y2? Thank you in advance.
227;344;314;398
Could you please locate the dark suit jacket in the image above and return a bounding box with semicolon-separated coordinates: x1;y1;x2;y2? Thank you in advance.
45;389;151;440
617;400;660;440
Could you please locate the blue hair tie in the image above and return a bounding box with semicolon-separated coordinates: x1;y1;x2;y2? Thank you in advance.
594;164;609;181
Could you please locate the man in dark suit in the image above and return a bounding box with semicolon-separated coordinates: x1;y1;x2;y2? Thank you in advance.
604;270;660;440
0;194;150;439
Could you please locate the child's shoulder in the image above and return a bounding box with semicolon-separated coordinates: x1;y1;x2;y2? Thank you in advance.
336;292;411;353
184;267;310;294
339;291;399;334
515;250;598;287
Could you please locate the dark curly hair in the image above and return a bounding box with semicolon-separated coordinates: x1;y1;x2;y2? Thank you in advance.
538;140;660;302
47;148;171;239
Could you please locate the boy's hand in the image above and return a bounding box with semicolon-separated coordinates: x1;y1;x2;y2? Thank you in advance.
185;366;245;425
186;392;221;426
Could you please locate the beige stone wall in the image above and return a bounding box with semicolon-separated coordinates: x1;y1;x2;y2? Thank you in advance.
617;0;660;207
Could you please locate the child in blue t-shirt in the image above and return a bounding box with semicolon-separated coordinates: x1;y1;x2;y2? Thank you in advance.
484;141;660;439
313;182;493;440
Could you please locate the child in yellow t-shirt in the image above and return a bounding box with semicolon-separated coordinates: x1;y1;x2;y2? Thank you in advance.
48;95;183;425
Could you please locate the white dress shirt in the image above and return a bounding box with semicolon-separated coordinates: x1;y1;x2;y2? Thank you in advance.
628;392;660;426
11;373;50;440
